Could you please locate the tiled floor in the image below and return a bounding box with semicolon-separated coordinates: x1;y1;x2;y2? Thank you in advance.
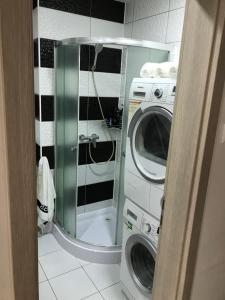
38;234;126;300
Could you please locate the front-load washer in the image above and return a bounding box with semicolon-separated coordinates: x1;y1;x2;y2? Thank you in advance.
124;77;176;218
120;199;160;300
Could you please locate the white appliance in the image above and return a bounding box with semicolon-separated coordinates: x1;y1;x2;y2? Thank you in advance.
124;78;176;219
120;199;160;300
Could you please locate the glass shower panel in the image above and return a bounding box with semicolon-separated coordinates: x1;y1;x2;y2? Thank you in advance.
55;45;65;227
55;45;80;237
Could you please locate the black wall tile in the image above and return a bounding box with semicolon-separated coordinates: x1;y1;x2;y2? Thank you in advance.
40;38;56;68
91;0;125;23
33;0;37;9
42;146;55;169
79;97;119;121
78;143;87;165
78;180;114;206
35;94;40;119
80;45;122;73
78;141;116;165
36;144;41;165
39;0;91;17
34;39;39;67
41;95;54;121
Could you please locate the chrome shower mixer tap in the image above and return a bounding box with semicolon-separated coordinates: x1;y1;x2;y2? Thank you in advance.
79;134;99;148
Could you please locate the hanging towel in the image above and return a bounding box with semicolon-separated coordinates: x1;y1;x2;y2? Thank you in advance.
157;62;178;78
37;157;56;225
140;62;161;78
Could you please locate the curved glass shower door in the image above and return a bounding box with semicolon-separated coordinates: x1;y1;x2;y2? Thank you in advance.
55;38;170;247
55;45;80;237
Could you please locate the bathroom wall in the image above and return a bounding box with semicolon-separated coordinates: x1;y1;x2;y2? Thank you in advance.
33;0;125;210
124;0;186;62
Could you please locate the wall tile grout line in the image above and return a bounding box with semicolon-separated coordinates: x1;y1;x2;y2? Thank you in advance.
124;6;184;25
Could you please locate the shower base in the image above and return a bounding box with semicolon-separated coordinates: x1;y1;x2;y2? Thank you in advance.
53;207;121;264
77;206;117;246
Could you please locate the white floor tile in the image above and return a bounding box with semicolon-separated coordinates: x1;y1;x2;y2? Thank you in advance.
83;264;120;291
77;258;92;267
38;234;62;257
101;283;126;300
39;282;56;300
39;249;81;279
38;263;47;283
50;268;97;300
83;293;104;300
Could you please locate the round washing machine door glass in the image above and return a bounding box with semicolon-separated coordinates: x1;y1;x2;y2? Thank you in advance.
128;106;172;183
125;234;156;295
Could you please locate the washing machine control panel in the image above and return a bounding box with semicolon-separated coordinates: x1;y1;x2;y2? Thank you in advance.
151;83;175;104
141;215;160;248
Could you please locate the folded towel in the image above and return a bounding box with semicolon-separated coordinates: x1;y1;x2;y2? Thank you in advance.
140;63;160;78
140;62;178;79
37;157;56;225
157;62;178;78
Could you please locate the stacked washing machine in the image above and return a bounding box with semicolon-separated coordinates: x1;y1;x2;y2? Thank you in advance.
120;78;176;299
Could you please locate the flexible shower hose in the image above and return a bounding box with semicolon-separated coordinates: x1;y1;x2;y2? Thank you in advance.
88;67;115;167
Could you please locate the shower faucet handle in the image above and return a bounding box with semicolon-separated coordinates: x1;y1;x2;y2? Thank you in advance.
90;134;99;148
79;134;90;142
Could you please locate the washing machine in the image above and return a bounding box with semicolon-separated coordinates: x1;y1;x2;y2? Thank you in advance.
124;77;176;219
120;199;160;300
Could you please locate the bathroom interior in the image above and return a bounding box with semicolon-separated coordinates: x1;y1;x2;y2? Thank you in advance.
34;1;185;299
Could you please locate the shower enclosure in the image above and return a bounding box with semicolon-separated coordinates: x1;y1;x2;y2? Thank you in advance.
54;37;170;263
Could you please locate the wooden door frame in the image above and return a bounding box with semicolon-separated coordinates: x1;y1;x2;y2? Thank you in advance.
153;0;225;299
0;0;38;299
1;0;225;299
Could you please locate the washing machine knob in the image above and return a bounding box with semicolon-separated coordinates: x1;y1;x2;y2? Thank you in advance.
154;88;163;98
144;223;152;233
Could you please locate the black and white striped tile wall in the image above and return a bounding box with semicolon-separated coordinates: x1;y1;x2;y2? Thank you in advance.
33;0;125;210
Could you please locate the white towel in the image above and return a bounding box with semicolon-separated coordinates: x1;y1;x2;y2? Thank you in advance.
37;157;56;225
157;62;178;78
140;62;178;78
140;63;160;78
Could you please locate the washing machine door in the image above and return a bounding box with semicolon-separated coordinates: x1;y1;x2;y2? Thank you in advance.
125;234;156;295
128;105;172;183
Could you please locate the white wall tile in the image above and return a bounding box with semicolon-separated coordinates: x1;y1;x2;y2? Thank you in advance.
40;121;55;147
38;7;90;40
166;8;185;43
78;162;115;186
83;199;113;214
168;42;181;63
34;68;39;94
133;0;169;21
125;0;134;24
124;23;132;38
91;18;124;38
170;0;186;10
80;71;121;98
39;68;55;95
77;165;87;186
132;13;168;43
87;120;119;142
35;119;41;145
86;162;115;185
33;8;38;39
78;121;88;138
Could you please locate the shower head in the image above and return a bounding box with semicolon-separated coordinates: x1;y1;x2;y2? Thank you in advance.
92;43;104;71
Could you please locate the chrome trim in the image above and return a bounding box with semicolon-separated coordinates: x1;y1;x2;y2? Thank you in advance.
125;234;156;295
57;37;172;51
129;106;172;183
